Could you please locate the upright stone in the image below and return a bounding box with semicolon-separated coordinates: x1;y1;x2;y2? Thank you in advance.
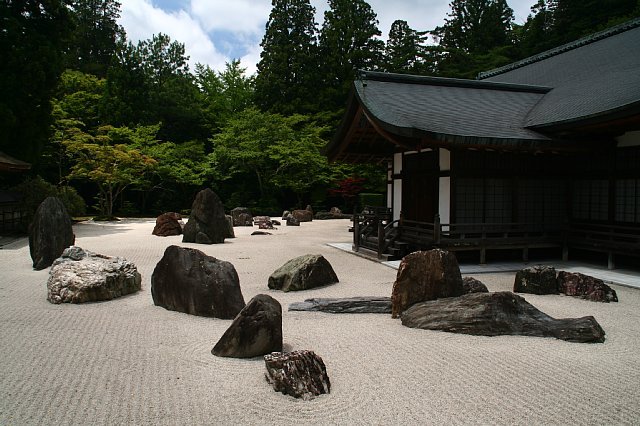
182;188;228;244
514;265;558;295
391;249;464;318
264;350;331;400
268;254;339;292
212;294;283;358
225;215;235;238
231;207;253;226
29;197;75;270
151;245;245;318
292;210;313;222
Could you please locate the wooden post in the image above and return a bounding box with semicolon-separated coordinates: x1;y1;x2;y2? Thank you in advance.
523;247;529;263
377;220;384;259
433;214;441;245
353;216;360;252
480;248;486;264
608;252;615;270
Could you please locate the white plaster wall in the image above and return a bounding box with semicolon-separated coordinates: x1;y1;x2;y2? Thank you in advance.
439;148;451;171
617;131;640;147
439;177;451;226
393;152;402;221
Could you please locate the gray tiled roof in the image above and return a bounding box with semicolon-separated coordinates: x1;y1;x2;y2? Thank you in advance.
355;72;553;146
480;19;640;128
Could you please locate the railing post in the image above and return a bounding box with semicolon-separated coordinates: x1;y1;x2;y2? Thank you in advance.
377;220;384;259
353;214;360;252
433;214;441;245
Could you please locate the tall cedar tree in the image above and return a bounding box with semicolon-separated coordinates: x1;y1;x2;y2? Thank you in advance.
384;20;428;74
318;0;384;111
0;0;74;165
436;0;514;54
66;0;124;77
254;0;318;115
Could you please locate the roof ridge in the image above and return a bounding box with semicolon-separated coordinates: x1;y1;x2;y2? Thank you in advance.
477;17;640;79
357;70;551;94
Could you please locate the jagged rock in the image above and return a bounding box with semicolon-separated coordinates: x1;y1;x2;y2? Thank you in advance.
258;220;274;230
286;216;300;226
151;245;245;318
289;297;392;314
271;220;281;226
253;216;271;226
305;205;314;215
225;215;235;238
264;350;330;400
557;271;618;302
252;231;272;236
231;207;253;226
212;294;283;358
514;265;558;295
402;291;606;343
292;210;313;222
391;249;464;318
47;246;141;304
462;277;489;294
282;210;291;220
29;197;75;270
182;188;228;244
329;207;342;215
152;212;182;237
268;254;339;292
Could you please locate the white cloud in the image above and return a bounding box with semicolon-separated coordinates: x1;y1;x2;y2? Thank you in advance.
189;0;271;35
119;0;229;71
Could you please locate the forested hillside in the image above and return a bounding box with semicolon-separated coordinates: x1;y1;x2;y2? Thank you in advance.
2;0;638;219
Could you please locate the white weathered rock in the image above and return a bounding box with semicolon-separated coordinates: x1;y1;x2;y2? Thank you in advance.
47;246;141;304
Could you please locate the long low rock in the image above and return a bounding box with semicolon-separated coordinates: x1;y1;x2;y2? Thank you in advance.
401;291;605;343
288;297;392;314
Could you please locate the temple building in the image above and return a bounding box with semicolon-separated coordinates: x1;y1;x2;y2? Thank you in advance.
326;18;640;268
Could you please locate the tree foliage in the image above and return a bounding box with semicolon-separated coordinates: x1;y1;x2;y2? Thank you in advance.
384;20;430;74
0;0;74;164
254;0;319;115
318;0;384;110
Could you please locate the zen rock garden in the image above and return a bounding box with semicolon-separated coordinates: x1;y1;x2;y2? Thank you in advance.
26;192;620;402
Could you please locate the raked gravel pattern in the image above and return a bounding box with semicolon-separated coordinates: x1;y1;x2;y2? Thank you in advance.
1;218;639;425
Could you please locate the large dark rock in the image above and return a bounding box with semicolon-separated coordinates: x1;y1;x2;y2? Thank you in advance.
391;249;464;318
212;294;283;358
47;246;141;304
557;271;618;302
286;216;300;226
292;210;313;222
268;254;339;292
401;291;606;343
29;197;75;270
289;296;392;314
152;212;182;237
264;350;330;400
462;276;489;294
151;245;245;318
182;188;228;244
231;207;253;226
514;265;558;295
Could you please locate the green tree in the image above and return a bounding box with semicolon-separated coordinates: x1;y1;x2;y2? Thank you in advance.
66;0;124;76
196;60;254;133
318;0;384;110
64;125;156;217
384;20;429;74
210;108;331;209
254;0;319;115
0;0;74;164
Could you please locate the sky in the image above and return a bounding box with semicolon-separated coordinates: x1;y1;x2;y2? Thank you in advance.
118;0;535;75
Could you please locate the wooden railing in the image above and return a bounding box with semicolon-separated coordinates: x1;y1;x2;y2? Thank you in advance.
352;210;640;268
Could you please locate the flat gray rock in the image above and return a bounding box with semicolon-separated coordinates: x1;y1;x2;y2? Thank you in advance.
289;297;392;314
